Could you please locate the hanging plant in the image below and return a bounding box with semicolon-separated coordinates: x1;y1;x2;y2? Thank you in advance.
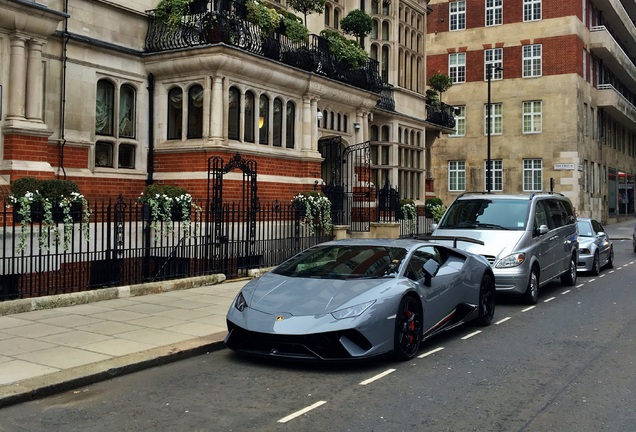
399;199;417;232
292;191;332;235
139;184;202;240
8;177;91;253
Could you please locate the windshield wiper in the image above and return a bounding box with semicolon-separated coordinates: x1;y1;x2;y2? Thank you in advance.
474;223;509;230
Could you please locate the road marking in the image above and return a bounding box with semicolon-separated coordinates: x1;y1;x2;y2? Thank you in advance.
418;347;444;358
599;274;606;278
561;290;571;294
495;317;511;325
359;369;396;385
588;278;597;282
461;330;482;340
544;297;556;303
609;271;615;274
278;401;327;423
522;306;536;312
576;284;584;288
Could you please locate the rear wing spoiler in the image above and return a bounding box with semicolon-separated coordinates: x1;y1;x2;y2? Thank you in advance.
413;236;485;248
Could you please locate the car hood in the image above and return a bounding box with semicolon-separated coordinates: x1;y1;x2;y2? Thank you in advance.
577;237;596;248
242;272;391;316
431;228;524;259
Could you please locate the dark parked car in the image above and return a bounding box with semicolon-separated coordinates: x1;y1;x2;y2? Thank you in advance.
225;238;495;361
576;218;614;275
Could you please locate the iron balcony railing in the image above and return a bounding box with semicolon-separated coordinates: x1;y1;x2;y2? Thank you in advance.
145;0;383;93
426;102;456;129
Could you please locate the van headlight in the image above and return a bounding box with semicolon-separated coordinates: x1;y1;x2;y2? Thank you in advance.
496;253;525;268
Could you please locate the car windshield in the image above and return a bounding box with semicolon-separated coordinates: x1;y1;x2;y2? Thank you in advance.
577;221;594;237
438;198;528;230
272;245;408;279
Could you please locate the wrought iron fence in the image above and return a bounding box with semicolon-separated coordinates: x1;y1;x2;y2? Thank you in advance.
0;197;331;301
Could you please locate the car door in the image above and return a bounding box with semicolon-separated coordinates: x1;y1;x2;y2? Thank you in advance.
405;245;458;332
533;200;559;282
592;219;611;264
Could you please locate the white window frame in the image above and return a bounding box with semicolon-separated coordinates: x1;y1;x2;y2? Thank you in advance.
449;1;466;31
523;159;543;191
523;0;541;22
484;159;503;192
449;52;466;84
450;106;466;137
522;44;542;78
522;100;542;134
484;103;503;135
484;48;503;80
449;160;466;191
486;0;503;26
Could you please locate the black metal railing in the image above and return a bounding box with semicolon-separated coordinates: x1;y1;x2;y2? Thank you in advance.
145;0;383;93
426;102;456;129
376;84;396;111
0;197;331;301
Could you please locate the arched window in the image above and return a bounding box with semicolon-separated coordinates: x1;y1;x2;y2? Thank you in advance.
96;79;114;136
245;91;255;143
259;94;269;145
371;20;379;39
325;5;331;26
187;85;203;139
370;125;379;140
337;113;341;131
343;114;348;133
273;98;283;147
381;125;390;141
119;84;135;138
382;21;389;40
371;44;378;61
228;86;240;140
381;45;389;82
334;9;340;29
382;1;389;15
398;127;402;143
167;87;183;140
286;101;295;148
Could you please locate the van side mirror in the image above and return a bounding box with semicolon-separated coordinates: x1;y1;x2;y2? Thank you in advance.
535;224;549;236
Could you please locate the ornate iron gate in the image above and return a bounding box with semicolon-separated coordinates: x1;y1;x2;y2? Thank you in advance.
207;153;259;276
319;138;373;231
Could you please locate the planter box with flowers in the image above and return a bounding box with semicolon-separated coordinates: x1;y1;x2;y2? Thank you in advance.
398;199;417;233
8;177;91;252
139;184;201;240
292;191;333;235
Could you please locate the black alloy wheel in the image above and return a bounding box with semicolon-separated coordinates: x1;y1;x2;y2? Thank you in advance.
393;295;423;361
591;251;600;276
604;248;614;269
561;254;577;286
475;273;495;326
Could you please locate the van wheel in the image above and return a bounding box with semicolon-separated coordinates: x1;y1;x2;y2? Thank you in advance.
522;268;539;305
560;254;577;286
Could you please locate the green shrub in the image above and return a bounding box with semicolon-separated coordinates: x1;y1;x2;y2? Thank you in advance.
139;184;188;202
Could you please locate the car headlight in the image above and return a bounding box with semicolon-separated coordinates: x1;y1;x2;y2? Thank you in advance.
495;253;525;268
331;300;375;320
579;248;591;255
234;292;248;312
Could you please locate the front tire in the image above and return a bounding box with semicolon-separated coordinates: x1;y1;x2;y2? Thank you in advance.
393;295;422;361
522;268;539;305
604;247;614;269
590;251;600;276
560;254;577;286
475;273;495;326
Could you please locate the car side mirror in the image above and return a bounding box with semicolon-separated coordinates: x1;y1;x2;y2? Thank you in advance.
422;259;439;287
536;224;549;235
596;231;606;238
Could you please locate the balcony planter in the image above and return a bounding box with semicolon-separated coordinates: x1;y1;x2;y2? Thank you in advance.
9;177;91;252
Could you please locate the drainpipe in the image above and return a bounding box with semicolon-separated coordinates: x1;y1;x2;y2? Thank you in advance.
146;73;155;186
58;0;70;179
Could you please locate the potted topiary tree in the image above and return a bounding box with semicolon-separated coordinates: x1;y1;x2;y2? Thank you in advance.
340;9;373;48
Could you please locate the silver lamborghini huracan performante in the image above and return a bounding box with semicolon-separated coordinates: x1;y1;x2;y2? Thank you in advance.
225;238;496;361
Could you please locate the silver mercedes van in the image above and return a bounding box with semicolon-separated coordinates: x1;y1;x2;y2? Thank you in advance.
431;193;578;304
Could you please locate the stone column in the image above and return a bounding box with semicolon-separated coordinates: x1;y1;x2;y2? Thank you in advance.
310;98;319;151
209;76;224;143
355;111;364;143
302;96;311;151
6;33;28;121
25;38;45;123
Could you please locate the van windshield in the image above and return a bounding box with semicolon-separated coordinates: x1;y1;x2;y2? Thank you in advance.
438;199;529;230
